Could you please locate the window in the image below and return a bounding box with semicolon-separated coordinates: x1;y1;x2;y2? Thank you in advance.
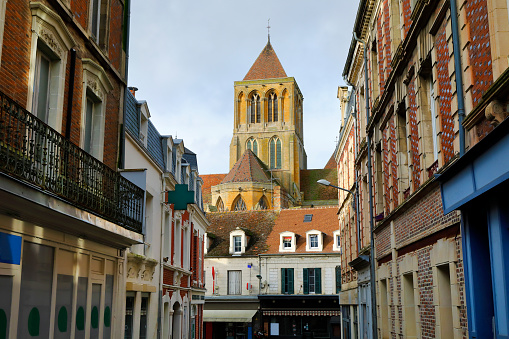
32;49;52;123
309;235;318;249
303;268;321;294
249;93;260;123
304;214;313;222
216;197;224;212
139;294;149;339
269;137;282;169
0;0;7;66
227;270;241;295
268;92;278;122
29;3;76;132
90;0;109;48
246;138;258;156
125;295;135;338
81;59;112;160
281;268;294;294
255;196;268;210
333;230;341;252
279;232;296;252
233;195;246;211
403;273;417;337
233;236;242;253
283;237;292;248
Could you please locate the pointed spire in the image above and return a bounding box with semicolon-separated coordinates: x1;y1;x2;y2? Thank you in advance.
243;37;287;81
267;18;271;43
221;150;270;184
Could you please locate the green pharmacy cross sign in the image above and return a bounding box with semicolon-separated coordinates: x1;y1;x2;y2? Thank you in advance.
165;184;195;210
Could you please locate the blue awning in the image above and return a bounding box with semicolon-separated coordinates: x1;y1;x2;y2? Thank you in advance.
439;119;509;214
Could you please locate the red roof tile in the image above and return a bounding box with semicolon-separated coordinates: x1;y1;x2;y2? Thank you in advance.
243;41;287;81
201;174;227;205
265;207;339;254
205;210;279;256
221;150;270;184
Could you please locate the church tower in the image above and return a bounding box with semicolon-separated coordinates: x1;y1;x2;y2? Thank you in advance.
230;38;307;202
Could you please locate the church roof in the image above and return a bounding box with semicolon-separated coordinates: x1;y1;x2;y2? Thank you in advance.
221;149;270;184
243;40;287;81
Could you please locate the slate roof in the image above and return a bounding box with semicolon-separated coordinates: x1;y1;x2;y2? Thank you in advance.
183;147;198;172
243;41;287;81
221;149;270;184
264;207;339;254
200;174;227;206
300;168;339;202
205;210;279;256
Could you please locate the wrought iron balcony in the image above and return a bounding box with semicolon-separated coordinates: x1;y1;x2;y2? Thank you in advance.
0;90;143;233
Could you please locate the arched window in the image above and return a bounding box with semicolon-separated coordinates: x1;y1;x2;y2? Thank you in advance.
268;92;278;122
255;196;269;210
232;195;247;211
247;138;258;156
249;93;260;123
216;197;224;212
269;137;282;169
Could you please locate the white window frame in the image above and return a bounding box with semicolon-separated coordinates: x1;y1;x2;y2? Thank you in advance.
305;230;323;251
227;270;242;295
229;229;247;255
80;58;113;160
0;0;8;66
279;231;297;252
333;230;341;251
27;3;76;132
233;236;242;253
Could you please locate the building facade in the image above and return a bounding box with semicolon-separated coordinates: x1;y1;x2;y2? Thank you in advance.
0;0;143;338
123;89;208;339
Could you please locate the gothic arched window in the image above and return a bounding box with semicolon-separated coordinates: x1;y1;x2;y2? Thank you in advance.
268;92;278;122
269;137;282;169
246;138;258;156
216;197;224;212
255;196;269;210
233;195;247;211
249;93;260;123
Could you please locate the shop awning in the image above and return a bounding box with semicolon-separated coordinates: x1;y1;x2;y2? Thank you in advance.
203;309;258;323
262;310;340;316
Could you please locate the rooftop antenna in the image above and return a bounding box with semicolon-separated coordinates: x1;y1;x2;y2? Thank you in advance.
267;18;271;42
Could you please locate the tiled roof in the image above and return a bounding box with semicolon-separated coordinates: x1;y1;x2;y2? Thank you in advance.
264;207;339;254
221;150;270;184
243;41;287;81
324;153;337;169
183;147;198;172
300;169;339;201
200;174;227;206
205;210;279;256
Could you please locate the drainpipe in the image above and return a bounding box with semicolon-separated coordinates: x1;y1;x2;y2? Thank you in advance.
120;0;132;169
354;31;378;339
65;48;76;140
343;76;364;338
450;0;466;156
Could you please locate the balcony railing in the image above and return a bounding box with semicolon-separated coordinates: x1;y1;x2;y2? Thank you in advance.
0;90;143;233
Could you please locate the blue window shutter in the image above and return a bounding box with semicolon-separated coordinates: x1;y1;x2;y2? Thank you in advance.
316;268;322;294
303;268;309;294
289;268;294;294
281;268;285;294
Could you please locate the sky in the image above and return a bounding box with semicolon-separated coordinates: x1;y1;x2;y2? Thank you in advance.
128;1;358;175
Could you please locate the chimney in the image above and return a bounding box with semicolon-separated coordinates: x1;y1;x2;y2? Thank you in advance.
128;86;138;97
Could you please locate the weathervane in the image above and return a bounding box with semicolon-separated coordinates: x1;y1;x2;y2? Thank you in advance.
267;18;271;42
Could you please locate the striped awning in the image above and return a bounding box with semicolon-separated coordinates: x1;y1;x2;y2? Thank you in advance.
262;310;340;316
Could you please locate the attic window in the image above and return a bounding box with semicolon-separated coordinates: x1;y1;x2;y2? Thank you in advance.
283;237;292;248
304;214;313;222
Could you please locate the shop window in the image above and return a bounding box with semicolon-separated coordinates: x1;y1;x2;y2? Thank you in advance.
227;270;242;295
281;268;294;294
303;268;321;294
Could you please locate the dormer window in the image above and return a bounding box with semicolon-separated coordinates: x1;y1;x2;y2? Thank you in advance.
306;230;324;251
229;228;248;255
233;236;242;253
279;231;297;252
309;234;318;248
333;230;341;252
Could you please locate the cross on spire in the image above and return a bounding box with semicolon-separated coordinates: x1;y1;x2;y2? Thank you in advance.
267;18;271;42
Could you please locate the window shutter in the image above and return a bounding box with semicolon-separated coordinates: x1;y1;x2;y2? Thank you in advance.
315;268;322;294
289;268;294;294
303;268;309;294
281;268;285;294
336;266;341;293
